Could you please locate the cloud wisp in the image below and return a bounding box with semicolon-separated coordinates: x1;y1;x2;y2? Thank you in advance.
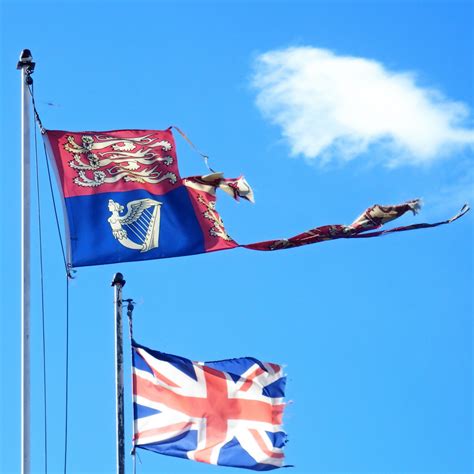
252;47;474;167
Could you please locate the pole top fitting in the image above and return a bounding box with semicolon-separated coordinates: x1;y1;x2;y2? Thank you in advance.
17;49;35;70
111;272;126;287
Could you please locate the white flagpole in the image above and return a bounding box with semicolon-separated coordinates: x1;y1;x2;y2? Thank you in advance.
17;49;34;474
112;273;125;474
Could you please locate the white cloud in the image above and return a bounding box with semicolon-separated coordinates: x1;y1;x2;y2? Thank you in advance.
252;47;474;166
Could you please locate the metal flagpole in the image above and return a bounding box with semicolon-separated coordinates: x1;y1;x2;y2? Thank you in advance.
17;49;35;474
112;273;126;474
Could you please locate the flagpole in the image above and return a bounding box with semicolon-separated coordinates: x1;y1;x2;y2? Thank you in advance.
17;49;34;474
112;273;125;474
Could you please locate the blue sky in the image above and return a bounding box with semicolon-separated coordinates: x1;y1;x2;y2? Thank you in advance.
1;1;472;473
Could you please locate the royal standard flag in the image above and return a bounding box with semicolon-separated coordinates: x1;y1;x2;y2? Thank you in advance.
45;129;244;267
45;128;469;268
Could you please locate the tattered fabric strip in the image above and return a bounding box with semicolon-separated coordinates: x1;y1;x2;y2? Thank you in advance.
241;202;469;251
186;173;470;253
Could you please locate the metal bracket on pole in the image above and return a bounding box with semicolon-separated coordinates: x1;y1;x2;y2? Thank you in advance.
124;298;135;340
18;48;33;474
112;273;126;474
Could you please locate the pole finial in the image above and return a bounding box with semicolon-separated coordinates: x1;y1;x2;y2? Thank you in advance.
111;272;126;287
17;49;35;70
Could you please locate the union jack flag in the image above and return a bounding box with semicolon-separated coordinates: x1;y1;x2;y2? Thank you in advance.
132;341;288;470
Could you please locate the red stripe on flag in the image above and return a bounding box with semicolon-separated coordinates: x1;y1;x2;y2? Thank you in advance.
134;421;193;442
249;429;284;459
136;349;181;388
240;367;265;392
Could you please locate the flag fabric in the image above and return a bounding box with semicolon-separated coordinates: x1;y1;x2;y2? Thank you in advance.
44;128;469;268
132;341;288;470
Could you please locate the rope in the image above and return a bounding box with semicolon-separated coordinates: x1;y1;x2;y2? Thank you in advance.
27;82;45;134
28;82;72;473
63;274;70;474
43;140;71;275
29;77;71;277
125;299;135;341
170;125;216;173
33;93;48;474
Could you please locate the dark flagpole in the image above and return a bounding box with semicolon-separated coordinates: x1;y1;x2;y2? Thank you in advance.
112;273;125;474
17;48;34;474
